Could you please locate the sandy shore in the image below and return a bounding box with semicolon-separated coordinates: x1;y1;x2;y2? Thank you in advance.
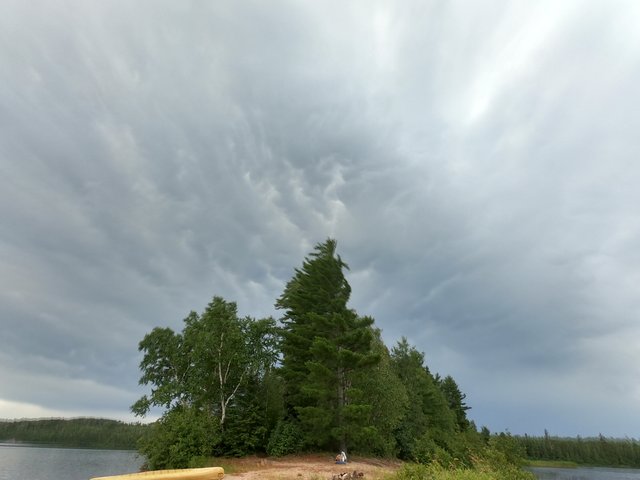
220;454;401;480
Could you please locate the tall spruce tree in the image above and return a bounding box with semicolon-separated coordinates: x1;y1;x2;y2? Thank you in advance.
437;375;471;432
276;239;379;452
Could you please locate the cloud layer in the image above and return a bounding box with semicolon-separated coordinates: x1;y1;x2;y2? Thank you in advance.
1;0;640;436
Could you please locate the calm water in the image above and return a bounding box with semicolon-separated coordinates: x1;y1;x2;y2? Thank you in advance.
0;443;144;480
531;467;640;480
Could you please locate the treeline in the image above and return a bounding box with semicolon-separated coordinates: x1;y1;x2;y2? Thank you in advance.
516;432;640;467
132;239;531;478
0;418;148;449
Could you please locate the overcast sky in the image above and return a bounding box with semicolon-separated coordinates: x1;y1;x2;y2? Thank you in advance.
1;0;639;438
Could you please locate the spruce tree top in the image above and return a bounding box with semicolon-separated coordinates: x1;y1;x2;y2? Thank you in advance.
276;238;351;323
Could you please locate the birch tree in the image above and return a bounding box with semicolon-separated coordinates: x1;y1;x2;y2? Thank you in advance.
131;316;195;417
132;296;278;432
184;296;278;430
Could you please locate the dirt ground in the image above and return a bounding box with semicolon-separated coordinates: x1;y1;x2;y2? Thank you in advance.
219;454;401;480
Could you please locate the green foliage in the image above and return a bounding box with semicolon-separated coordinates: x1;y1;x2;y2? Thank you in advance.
0;418;147;449
490;432;527;466
266;419;305;456
138;407;221;470
386;431;535;480
480;427;491;445
276;238;352;410
133;298;279;426
405;425;490;470
412;434;454;468
184;298;279;430
276;238;380;451
133;295;280;465
221;375;276;456
388;461;535;480
351;330;408;457
473;437;535;480
391;338;457;461
436;375;471;432
390;433;535;480
131;325;190;416
388;463;435;480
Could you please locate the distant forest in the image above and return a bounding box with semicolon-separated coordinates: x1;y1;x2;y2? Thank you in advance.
515;432;640;468
0;418;147;450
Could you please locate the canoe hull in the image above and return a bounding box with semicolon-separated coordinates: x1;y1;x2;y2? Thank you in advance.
90;466;224;480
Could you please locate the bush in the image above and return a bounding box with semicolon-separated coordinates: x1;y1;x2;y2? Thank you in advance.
412;434;444;465
390;463;435;480
138;407;222;470
471;445;534;480
350;425;397;458
411;430;471;468
387;461;535;480
266;419;304;457
489;433;527;466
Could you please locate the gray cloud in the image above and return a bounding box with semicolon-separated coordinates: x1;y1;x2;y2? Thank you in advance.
1;0;639;436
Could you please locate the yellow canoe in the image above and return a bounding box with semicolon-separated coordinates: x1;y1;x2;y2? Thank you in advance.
90;467;224;480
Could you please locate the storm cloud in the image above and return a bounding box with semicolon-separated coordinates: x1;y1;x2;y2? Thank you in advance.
1;0;639;437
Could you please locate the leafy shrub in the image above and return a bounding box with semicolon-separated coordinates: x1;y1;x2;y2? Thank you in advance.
221;399;269;456
351;425;397;457
489;433;527;466
412;434;444;465
388;461;535;480
138;407;221;470
411;430;471;468
266;419;304;457
471;445;534;480
390;463;435;480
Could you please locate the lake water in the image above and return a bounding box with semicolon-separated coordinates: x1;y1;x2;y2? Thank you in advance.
0;443;144;480
531;467;640;480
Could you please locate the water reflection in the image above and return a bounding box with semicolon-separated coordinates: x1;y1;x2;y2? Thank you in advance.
531;467;640;480
0;444;144;480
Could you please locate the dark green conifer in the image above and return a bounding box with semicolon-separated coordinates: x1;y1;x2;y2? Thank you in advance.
275;239;351;409
391;337;456;460
437;375;471;431
276;239;379;452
